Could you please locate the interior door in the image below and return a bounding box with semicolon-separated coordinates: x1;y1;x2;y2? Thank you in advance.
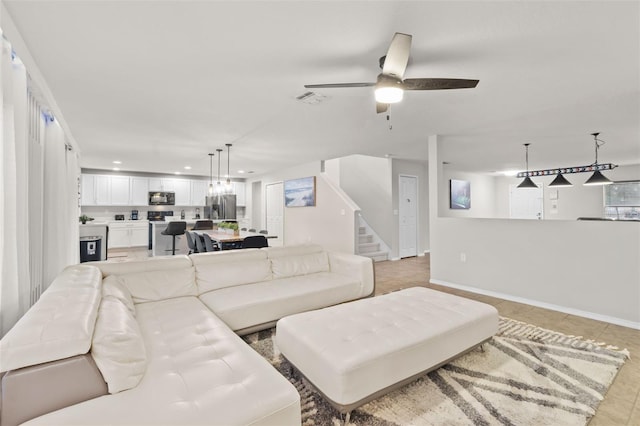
265;182;284;247
509;184;544;219
399;175;418;258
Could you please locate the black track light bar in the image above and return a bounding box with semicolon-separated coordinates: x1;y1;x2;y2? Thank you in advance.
516;163;617;178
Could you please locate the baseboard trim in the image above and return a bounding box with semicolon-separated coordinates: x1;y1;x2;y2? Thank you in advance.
430;279;640;330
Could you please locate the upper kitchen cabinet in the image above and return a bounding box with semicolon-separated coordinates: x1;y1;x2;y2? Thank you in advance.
130;177;149;205
191;180;209;206
149;178;180;192
235;182;246;206
172;179;191;205
110;176;131;205
81;174;115;205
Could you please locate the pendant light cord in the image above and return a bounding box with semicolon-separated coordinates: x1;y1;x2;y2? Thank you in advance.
591;133;605;166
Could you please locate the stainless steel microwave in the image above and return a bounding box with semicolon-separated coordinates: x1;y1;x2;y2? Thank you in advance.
148;192;175;205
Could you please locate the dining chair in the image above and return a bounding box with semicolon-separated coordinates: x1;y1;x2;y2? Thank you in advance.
242;235;268;249
202;233;219;252
193;232;206;253
259;230;268;235
185;231;198;254
192;220;214;230
248;228;257;233
240;227;247;231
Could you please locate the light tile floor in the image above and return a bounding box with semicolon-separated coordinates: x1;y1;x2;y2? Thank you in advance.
109;249;639;424
374;255;640;426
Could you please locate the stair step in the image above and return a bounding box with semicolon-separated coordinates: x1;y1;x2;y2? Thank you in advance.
358;234;373;244
360;250;388;262
358;242;380;253
358;227;366;235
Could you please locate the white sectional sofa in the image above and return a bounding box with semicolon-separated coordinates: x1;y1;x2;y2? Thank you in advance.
0;244;374;426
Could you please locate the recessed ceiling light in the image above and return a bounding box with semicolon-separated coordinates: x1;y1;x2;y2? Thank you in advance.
112;160;122;164
112;167;120;171
184;166;191;170
237;170;245;174
502;170;519;177
174;172;181;175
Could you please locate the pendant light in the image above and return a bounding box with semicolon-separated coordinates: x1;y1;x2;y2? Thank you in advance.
224;143;235;194
584;132;613;186
207;153;215;195
549;172;573;188
214;148;224;194
517;143;538;188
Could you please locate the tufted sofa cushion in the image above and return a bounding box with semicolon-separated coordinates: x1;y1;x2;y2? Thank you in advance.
191;249;272;293
117;268;197;304
0;265;102;372
91;296;147;394
266;244;330;279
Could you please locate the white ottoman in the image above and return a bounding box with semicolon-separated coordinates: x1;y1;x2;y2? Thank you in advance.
275;287;499;423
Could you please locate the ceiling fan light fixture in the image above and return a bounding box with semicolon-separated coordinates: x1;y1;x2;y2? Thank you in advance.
375;86;403;104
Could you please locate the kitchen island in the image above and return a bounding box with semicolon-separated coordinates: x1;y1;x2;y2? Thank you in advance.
150;220;196;256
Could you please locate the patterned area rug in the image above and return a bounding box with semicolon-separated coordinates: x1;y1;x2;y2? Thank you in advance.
243;317;628;426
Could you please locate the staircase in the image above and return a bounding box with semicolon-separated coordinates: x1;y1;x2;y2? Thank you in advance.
357;226;388;262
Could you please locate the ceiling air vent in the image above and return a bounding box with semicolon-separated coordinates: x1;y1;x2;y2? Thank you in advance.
296;91;327;105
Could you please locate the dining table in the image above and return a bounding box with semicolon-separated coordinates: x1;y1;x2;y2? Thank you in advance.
192;230;275;250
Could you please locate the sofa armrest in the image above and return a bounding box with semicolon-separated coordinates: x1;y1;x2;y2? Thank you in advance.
327;252;375;297
0;354;108;426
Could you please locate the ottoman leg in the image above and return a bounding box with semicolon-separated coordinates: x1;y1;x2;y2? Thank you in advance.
343;410;351;425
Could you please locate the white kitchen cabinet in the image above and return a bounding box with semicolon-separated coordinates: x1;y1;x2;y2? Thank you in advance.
108;226;130;248
234;182;246;206
109;221;149;248
130;177;149;205
95;176;111;205
148;178;164;191
190;180;209;206
149;178;177;192
173;179;191;205
81;175;96;205
110;176;131;205
130;225;149;246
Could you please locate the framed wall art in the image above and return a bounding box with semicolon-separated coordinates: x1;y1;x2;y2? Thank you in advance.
284;176;316;207
450;179;471;209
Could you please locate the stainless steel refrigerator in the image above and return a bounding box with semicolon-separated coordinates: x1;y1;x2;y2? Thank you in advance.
205;194;236;220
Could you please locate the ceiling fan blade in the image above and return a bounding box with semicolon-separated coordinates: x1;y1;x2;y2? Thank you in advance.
304;82;375;89
376;102;389;114
402;78;479;90
381;33;412;79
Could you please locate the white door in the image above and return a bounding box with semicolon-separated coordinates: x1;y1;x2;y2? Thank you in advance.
265;182;284;247
399;175;418;258
509;184;544;219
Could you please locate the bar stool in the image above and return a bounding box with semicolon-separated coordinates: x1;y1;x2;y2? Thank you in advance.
192;220;214;230
161;221;186;255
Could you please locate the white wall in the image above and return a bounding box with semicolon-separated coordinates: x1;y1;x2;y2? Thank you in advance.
391;159;430;258
338;155;393;246
439;169;498;218
246;161;359;254
429;136;640;328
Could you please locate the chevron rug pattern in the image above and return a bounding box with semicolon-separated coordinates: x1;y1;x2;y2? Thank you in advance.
243;317;628;426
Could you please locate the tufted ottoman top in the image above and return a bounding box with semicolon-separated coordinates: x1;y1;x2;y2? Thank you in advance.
275;286;498;408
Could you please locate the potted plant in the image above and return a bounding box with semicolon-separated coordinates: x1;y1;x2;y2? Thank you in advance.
79;214;94;225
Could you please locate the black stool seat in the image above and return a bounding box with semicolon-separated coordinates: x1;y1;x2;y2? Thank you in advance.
161;221;187;255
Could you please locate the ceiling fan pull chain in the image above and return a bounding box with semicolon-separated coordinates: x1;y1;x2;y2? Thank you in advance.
387;112;392;130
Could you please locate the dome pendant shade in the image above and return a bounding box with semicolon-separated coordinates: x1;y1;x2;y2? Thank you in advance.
517;176;538;188
549;173;573;187
584;170;613;186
